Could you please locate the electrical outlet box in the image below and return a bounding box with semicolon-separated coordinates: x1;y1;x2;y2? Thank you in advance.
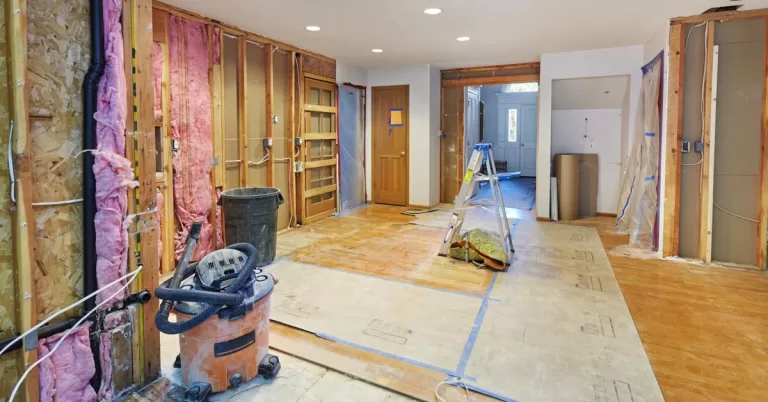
694;141;704;153
272;115;279;124
171;139;180;152
295;137;303;147
294;161;305;173
681;141;691;153
263;138;273;149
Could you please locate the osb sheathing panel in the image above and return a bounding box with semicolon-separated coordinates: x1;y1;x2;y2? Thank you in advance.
274;50;290;230
222;36;240;189
442;86;460;202
27;0;89;321
246;41;266;187
303;54;335;79
0;4;20;398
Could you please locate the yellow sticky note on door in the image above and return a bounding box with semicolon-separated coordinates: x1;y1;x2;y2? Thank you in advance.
389;109;403;126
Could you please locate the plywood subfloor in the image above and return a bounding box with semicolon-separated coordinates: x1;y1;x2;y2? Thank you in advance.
273;205;768;402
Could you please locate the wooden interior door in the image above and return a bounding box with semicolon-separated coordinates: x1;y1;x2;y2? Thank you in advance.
301;78;338;223
372;85;409;206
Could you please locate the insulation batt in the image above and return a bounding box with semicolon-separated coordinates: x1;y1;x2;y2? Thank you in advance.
169;17;214;260
94;0;136;308
37;324;97;402
153;41;164;122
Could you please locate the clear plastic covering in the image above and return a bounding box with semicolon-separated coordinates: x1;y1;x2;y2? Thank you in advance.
615;56;662;251
339;85;365;212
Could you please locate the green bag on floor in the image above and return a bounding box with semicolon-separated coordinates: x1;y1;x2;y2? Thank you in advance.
448;228;510;270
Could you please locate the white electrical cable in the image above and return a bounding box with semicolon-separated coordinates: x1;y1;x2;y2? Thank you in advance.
0;268;142;357
8;120;16;203
434;379;470;402
8;266;142;402
681;22;708;169
31;198;85;207
714;203;759;223
248;151;271;167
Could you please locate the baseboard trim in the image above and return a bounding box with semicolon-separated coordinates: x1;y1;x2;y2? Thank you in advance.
536;217;551;222
597;213;618;218
407;204;438;210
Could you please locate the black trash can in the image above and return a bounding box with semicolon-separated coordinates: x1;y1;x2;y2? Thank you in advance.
221;187;284;267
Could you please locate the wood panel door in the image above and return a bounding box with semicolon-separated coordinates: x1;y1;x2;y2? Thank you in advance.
301;78;338;223
372;86;409;206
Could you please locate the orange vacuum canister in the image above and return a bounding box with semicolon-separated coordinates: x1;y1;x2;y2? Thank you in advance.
155;222;280;401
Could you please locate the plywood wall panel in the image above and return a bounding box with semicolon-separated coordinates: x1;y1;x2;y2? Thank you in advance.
27;0;89;321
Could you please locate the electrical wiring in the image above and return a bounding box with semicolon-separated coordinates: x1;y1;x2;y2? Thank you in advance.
9;267;142;402
681;22;708;172
714;203;759;223
435;378;469;402
248;151;271;167
0;268;143;357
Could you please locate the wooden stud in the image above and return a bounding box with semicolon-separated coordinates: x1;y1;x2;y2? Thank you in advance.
698;21;715;262
305;132;338;140
303;71;336;83
161;40;174;277
238;36;248;188
207;25;218;247
265;45;274;187
758;17;768;270
671;8;768;25
457;89;465;199
288;51;296;227
152;1;335;63
440;86;446;202
6;0;39;400
305;159;337;169
296;56;305;223
442;74;540;88
134;0;160;381
304;104;337;114
304;184;336;199
663;23;685;258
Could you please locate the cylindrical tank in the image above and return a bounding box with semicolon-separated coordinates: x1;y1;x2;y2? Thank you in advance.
221;187;284;267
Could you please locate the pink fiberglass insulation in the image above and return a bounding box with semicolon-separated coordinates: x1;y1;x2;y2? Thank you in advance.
94;0;136;307
38;324;97;402
153;41;163;122
169;16;214;261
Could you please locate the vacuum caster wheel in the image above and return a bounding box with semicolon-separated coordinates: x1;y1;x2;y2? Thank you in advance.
258;354;281;379
184;382;212;402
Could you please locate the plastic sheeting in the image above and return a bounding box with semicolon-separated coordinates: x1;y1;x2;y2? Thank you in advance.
615;55;662;250
339;85;365;212
38;324;97;402
169;16;214;261
94;0;136;307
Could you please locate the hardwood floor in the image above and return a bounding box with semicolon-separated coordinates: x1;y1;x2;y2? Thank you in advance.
273;205;768;402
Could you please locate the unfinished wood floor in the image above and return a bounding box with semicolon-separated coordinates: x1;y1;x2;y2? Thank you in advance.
274;205;768;402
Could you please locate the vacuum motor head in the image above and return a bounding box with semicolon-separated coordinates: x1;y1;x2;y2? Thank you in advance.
197;248;249;289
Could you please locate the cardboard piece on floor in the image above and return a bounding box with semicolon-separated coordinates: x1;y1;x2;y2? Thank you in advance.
267;260;481;375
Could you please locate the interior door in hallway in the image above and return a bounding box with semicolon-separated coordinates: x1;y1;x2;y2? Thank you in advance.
520;104;538;177
372;85;409;206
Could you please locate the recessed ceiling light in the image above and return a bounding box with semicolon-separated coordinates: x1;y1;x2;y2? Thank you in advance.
372;48;383;53
424;8;442;15
457;36;470;42
305;25;321;32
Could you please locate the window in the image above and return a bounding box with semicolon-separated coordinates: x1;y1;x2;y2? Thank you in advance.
503;83;539;93
507;109;518;142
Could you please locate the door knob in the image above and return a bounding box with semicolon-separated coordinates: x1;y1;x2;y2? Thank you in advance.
401;151;406;156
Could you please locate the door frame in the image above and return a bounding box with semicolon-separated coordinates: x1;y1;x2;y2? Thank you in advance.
497;102;522;173
371;85;410;206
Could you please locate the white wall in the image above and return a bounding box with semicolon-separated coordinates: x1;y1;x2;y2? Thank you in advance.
552;109;624;214
538;45;644;219
336;61;367;86
365;65;441;207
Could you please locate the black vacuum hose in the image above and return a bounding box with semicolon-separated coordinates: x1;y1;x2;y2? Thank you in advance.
155;242;259;334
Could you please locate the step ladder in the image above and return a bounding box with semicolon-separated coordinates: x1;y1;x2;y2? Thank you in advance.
438;143;514;265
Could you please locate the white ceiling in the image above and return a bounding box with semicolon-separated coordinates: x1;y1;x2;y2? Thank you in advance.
166;0;768;68
552;76;630;110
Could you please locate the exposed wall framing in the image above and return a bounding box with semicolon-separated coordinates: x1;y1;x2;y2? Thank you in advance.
441;62;540;88
662;9;768;269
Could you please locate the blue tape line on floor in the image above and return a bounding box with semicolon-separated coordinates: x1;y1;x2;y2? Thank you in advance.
445;379;519;402
454;219;520;377
315;332;474;381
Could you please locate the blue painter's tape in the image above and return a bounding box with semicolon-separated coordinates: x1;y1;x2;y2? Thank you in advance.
454;219;520;377
644;175;656;181
445;379;519;402
315;332;474;380
645;132;656;137
616;175;636;230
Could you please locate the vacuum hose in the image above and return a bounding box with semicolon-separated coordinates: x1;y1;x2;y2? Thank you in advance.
155;222;259;334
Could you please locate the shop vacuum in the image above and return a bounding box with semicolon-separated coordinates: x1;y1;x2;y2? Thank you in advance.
155;222;280;401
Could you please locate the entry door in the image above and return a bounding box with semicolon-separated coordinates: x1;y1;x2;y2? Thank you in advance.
372;86;409;206
498;104;521;173
520;104;538;177
464;88;480;169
